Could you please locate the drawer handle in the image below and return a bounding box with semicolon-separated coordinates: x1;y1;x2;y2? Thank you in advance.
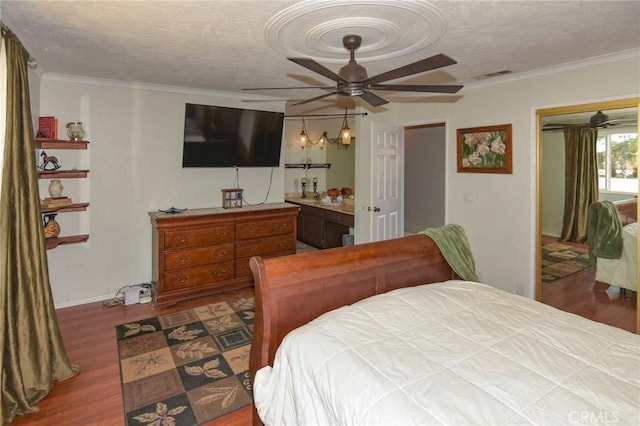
176;274;190;283
248;227;258;234
277;240;287;247
174;235;190;243
214;269;227;277
215;250;228;257
176;255;191;264
246;245;257;252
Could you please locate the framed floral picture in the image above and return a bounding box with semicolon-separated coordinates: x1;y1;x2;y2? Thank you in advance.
457;124;512;174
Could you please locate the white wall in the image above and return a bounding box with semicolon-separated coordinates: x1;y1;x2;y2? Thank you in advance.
356;53;639;297
38;77;286;306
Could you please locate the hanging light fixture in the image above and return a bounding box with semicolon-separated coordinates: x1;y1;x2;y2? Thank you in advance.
318;132;328;150
291;109;366;151
299;118;308;149
340;107;351;145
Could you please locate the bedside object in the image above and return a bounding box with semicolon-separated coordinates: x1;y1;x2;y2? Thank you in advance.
221;188;243;208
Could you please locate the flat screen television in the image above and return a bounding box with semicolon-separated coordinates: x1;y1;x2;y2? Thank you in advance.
182;103;284;167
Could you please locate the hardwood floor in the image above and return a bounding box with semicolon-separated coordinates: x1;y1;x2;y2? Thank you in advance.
12;249;637;425
12;289;254;426
541;235;637;333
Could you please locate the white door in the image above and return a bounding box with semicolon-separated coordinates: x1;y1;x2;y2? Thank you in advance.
370;122;404;241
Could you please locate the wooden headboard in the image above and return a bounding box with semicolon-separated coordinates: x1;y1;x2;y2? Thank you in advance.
248;234;456;381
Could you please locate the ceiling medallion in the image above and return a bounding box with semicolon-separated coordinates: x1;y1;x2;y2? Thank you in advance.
264;0;448;64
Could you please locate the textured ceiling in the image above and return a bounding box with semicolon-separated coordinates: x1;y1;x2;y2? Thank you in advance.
2;0;640;114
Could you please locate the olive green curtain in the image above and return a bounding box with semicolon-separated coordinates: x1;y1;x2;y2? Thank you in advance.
559;126;599;242
0;24;78;425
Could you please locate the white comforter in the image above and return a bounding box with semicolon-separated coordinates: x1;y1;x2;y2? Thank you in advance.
254;280;640;425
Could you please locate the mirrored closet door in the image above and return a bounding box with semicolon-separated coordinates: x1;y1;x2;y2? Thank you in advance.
536;97;639;334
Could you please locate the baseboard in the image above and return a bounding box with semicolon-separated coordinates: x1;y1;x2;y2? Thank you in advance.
54;293;114;310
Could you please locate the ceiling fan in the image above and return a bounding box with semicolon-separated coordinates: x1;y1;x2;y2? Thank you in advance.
243;35;463;107
543;110;638;131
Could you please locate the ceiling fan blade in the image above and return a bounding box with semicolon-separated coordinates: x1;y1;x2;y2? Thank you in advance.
288;58;349;84
359;91;388;107
243;86;334;91
542;123;588;128
291;91;338;106
363;54;458;85
370;84;463;94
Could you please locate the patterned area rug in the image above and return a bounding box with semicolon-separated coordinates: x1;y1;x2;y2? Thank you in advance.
542;242;591;283
116;295;254;425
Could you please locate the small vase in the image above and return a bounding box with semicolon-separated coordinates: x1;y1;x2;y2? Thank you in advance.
43;214;61;239
48;179;64;198
66;122;86;141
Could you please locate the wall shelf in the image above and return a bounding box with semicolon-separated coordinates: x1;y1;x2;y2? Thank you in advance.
35;136;90;250
41;202;90;214
37;169;89;179
285;163;331;169
45;234;89;250
35;138;89;150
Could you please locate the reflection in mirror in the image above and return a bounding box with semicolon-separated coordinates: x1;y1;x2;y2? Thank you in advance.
537;99;639;334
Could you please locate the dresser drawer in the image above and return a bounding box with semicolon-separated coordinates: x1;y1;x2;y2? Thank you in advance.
236;250;295;278
236;217;295;240
236;234;295;258
236;258;253;278
163;261;235;291
164;225;234;250
163;243;234;271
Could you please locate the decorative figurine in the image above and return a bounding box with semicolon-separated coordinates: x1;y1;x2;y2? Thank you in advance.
66;122;86;141
48;179;64;198
43;213;61;239
39;151;61;170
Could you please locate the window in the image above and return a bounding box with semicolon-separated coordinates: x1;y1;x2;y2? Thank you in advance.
596;129;637;194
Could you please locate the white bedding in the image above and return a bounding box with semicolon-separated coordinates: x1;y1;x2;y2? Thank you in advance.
596;222;638;292
254;280;640;425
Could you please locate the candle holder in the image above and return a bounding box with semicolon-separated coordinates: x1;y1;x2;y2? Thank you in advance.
301;178;307;198
312;178;318;194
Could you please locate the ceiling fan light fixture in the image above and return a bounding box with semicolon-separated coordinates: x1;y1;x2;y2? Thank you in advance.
590;110;609;128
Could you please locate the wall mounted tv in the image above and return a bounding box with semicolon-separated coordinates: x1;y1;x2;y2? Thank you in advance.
182;103;285;167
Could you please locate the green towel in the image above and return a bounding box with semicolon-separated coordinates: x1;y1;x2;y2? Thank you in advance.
587;201;623;266
419;224;480;282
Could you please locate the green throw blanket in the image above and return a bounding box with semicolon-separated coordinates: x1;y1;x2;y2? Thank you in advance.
419;224;480;282
587;201;623;267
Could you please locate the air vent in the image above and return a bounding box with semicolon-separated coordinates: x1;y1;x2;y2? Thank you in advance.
484;70;513;78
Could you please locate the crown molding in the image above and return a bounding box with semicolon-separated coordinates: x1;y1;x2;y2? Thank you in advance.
41;47;639;100
40;72;287;104
465;48;640;90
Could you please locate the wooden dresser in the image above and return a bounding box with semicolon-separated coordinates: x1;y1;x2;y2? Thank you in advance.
149;203;299;306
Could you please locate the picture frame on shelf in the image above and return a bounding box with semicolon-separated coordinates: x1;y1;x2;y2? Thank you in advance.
456;124;512;174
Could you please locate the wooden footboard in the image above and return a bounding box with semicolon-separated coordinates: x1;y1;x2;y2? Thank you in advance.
615;198;638;226
248;234;456;381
